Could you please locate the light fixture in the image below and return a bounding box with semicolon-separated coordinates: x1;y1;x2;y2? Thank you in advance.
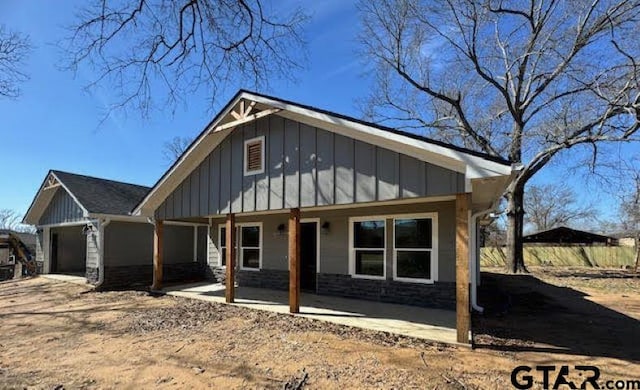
82;224;95;235
321;221;330;235
276;223;287;236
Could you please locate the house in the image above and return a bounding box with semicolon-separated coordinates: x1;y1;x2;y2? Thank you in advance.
611;231;637;247
0;229;33;265
523;226;619;246
16;232;36;256
0;229;34;281
22;170;208;288
132;90;518;343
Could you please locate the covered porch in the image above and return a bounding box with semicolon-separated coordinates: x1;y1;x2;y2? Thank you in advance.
150;193;473;344
165;282;459;345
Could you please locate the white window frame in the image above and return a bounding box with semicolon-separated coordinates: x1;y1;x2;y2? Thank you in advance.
218;224;227;267
218;222;262;271
348;216;387;280
238;222;262;271
392;212;438;284
243;135;265;176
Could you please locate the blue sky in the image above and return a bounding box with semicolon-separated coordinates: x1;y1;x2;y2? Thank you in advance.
0;0;365;216
0;1;633;228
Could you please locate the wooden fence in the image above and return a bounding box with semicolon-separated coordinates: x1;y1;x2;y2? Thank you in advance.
481;246;636;268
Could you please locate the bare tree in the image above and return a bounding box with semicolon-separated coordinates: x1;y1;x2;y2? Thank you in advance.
63;0;308;116
358;0;640;272
0;209;34;233
481;219;506;247
0;209;20;230
525;183;596;232
0;25;31;99
162;136;191;163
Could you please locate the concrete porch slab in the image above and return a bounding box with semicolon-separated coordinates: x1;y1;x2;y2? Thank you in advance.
41;274;89;285
164;282;458;345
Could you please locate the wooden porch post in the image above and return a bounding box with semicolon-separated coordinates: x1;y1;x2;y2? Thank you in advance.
456;193;471;344
152;219;164;291
289;208;301;313
225;213;236;303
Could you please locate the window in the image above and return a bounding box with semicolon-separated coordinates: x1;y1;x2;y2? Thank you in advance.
240;225;261;270
244;136;265;176
218;223;262;270
393;216;437;283
219;226;227;266
350;219;386;278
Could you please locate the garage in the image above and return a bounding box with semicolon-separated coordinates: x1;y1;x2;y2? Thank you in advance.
50;225;86;274
23;170;206;288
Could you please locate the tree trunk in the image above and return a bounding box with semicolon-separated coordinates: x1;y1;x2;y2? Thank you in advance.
506;185;528;273
634;234;639;273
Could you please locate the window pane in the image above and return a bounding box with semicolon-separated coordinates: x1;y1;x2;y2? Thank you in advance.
395;218;432;248
355;250;384;276
220;227;226;247
396;251;431;279
354;221;385;248
242;248;260;268
242;226;260;247
220;248;226;266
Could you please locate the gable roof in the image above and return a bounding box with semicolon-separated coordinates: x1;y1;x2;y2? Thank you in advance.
51;170;150;215
257;91;511;164
23;170;150;225
133;90;516;216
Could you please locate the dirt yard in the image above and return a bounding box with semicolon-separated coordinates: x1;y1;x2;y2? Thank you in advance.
0;268;638;389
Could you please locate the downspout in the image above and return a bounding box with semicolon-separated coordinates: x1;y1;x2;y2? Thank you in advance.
95;218;111;289
470;208;494;314
470;163;523;313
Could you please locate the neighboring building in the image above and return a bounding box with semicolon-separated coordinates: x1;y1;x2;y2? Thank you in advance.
523;226;619;246
14;231;36;258
133;90;517;344
610;231;637;247
0;229;34;281
22;170;207;288
618;237;637;247
0;229;33;264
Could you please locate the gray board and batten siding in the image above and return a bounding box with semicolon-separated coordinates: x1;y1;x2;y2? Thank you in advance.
39;189;85;225
156;115;465;219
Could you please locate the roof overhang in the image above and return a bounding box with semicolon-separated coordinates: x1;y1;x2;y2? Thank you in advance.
469;163;522;212
133;91;515;216
22;171;89;226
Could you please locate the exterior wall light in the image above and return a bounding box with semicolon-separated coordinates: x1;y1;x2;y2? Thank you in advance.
276;223;287;236
321;221;330;235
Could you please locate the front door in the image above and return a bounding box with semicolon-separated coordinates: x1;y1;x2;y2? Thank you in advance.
300;222;317;292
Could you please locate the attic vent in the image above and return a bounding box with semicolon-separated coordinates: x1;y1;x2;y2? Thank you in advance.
244;136;265;176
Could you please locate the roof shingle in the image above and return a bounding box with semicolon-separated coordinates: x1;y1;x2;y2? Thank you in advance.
52;170;150;215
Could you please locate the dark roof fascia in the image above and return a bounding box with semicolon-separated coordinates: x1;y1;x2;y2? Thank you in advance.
241;89;512;165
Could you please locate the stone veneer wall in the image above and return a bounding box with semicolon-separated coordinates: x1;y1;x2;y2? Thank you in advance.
86;262;206;289
206;266;226;283
86;267;99;284
206;267;289;291
237;269;289;291
317;273;455;310
206;266;455;309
